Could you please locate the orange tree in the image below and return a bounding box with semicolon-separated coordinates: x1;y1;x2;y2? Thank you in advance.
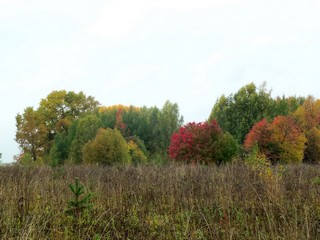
244;118;275;160
244;116;307;164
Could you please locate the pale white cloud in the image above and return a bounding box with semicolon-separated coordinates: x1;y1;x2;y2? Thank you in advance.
0;0;23;4
153;0;248;12
186;53;224;95
187;53;223;76
108;63;167;89
251;36;275;46
94;63;172;107
35;40;88;82
1;0;320;162
313;0;320;5
88;0;248;39
0;0;98;26
88;0;149;39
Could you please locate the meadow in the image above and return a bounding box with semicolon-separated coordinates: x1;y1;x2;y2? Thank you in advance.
0;163;319;239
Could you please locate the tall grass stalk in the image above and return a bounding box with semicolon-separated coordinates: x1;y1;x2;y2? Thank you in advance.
0;163;319;239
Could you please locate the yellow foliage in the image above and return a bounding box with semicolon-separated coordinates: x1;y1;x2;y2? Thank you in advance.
293;96;320;131
18;153;44;167
127;140;147;165
98;105;141;113
82;128;131;165
245;146;282;195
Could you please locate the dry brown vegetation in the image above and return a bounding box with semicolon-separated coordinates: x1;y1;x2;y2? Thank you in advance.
0;163;319;239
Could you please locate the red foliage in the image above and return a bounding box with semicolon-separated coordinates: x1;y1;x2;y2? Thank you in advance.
169;127;194;161
169;120;223;164
271;116;301;143
245;116;307;164
244;118;272;151
114;108;126;135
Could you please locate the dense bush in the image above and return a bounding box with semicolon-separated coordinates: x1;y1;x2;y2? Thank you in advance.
245;116;307;164
169;120;237;165
82;128;131;165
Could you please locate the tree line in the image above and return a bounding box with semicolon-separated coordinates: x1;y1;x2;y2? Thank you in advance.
205;82;319;164
15;83;320;166
15;90;183;166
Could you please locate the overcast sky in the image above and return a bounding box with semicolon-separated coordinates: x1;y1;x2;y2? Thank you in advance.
1;0;320;162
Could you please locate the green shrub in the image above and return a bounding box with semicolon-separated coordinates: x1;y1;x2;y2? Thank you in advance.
82;128;131;165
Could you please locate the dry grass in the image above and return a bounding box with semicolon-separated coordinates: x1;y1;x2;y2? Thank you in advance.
0;163;319;239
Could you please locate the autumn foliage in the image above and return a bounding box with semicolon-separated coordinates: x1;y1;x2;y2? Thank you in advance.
293;96;320;163
169;120;237;165
14;85;320;166
245;116;307;164
244;119;272;153
114;107;127;135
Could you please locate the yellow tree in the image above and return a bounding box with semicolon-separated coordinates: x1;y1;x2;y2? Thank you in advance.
270;116;306;164
16;91;100;162
38;90;99;137
127;140;147;165
294;96;320;130
293;96;320;163
15;107;48;161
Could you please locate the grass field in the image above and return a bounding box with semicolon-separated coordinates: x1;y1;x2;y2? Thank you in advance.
0;163;319;239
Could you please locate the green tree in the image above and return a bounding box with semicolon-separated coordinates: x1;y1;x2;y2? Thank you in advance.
99;105;124;129
97;102;183;156
272;96;305;117
66;178;93;219
82;128;131;165
144;106;161;153
123;106;148;138
157;101;184;153
69;114;103;164
209;83;274;143
48;132;70;166
214;132;238;165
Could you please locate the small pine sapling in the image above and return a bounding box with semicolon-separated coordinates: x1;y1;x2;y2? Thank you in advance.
67;178;93;219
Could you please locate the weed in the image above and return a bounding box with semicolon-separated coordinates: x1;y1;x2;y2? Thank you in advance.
0;164;319;239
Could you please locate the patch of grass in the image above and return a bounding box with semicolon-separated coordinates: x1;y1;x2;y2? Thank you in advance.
0;163;319;239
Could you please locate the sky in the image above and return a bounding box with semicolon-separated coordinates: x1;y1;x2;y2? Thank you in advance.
1;0;320;163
